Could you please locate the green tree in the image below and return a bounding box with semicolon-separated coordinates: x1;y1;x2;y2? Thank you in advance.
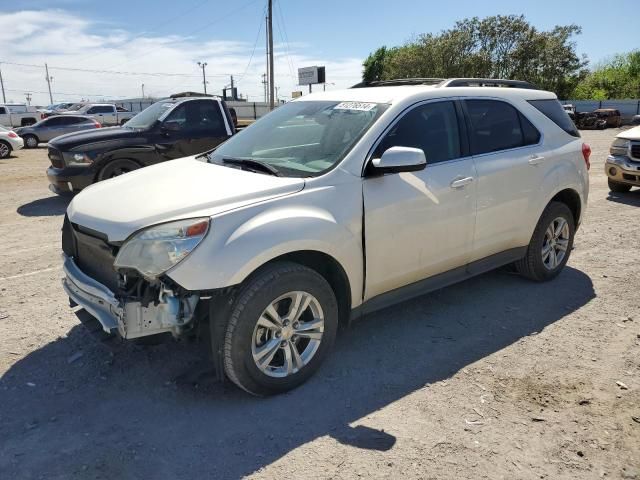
572;50;640;99
362;15;587;98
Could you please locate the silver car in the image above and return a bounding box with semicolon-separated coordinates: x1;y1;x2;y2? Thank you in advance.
16;115;101;148
61;78;589;396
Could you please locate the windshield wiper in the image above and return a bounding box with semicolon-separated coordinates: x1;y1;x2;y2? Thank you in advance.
222;157;281;176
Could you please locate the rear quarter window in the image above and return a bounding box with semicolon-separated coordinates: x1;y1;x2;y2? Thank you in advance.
528;99;580;137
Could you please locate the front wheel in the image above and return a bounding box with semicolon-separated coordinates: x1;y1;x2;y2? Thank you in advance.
515;202;575;282
222;262;338;396
97;159;140;181
608;179;632;193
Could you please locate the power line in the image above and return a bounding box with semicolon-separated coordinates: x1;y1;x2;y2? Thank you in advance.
0;60;232;78
234;2;267;83
275;0;297;81
105;0;262;70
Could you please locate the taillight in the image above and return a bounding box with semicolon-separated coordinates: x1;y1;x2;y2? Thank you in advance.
41;113;45;119
8;132;18;138
582;143;591;170
94;122;101;128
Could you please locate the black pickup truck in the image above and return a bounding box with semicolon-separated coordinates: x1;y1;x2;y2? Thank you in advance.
46;95;236;194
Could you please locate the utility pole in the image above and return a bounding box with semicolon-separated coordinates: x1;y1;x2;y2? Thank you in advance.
141;83;145;98
0;63;6;103
25;93;32;105
267;0;275;110
197;61;208;94
262;73;267;103
45;63;53;103
230;75;234;100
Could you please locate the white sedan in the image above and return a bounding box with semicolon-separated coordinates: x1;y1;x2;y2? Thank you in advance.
0;125;24;158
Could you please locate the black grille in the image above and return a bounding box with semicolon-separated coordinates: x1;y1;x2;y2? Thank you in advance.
48;146;64;168
623;173;639;182
62;217;119;292
631;143;640;160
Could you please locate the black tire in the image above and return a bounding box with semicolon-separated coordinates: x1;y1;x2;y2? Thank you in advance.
0;140;11;159
515;201;575;282
222;262;338;396
97;159;141;181
608;179;632;193
23;134;38;149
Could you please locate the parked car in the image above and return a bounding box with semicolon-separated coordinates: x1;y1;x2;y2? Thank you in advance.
606;125;640;192
60;78;589;395
62;103;135;126
0;104;41;127
47;95;235;194
593;108;622;128
631;115;640;126
0;125;24;158
575;112;607;130
38;102;76;118
15;115;101;148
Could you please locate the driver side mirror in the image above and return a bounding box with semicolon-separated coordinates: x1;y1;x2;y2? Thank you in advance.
370;146;426;174
162;120;182;133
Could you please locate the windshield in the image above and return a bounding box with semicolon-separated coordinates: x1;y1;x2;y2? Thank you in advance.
123;100;175;129
208;100;386;177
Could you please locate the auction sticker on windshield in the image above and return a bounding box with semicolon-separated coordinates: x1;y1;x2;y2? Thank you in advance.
333;102;377;111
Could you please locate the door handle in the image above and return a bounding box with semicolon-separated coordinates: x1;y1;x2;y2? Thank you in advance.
528;155;545;165
450;176;474;189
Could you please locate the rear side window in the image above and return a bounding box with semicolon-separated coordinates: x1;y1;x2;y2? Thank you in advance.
528;99;579;137
465;100;540;155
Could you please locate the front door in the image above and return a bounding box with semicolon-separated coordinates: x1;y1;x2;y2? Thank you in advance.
156;100;231;161
363;100;477;300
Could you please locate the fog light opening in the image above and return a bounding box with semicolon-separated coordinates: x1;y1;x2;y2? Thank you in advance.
608;167;617;176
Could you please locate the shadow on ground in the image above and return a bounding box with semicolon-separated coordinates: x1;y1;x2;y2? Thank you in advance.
17;195;71;217
607;189;640;207
0;267;595;479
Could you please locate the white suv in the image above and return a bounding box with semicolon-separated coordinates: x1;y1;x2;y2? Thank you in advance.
61;78;590;395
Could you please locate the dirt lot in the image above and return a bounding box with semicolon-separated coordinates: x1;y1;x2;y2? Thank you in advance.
0;130;638;480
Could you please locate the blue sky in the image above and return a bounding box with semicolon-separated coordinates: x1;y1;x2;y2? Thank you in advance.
3;0;639;104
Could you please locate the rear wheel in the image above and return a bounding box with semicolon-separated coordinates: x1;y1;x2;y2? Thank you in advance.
97;159;140;181
515;202;575;282
0;141;11;158
23;134;38;148
608;179;632;193
222;262;338;396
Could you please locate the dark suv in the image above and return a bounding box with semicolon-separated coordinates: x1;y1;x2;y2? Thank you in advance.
46;95;235;194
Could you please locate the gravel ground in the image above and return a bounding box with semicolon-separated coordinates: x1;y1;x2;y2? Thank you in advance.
0;130;638;480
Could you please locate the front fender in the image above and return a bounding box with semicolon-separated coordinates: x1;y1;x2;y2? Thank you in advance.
167;187;364;307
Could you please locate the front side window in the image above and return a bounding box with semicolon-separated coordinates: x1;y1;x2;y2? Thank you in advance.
465;99;540;155
374;101;461;163
209;100;387;177
165;101;226;135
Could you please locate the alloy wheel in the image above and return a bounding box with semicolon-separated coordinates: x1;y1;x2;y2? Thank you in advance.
0;143;9;158
541;217;570;270
251;291;324;378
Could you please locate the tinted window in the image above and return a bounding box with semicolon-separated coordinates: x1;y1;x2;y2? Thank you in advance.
44;117;65;126
374;101;461;163
528;99;579;137
465;99;540;155
61;116;84;125
0;107;6;114
165;101;227;136
88;106;113;114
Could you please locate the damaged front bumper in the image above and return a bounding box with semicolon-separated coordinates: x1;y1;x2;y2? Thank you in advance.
62;254;199;339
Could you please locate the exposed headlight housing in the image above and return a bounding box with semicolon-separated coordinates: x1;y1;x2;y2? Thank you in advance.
610;138;630;156
114;218;210;279
67;152;92;165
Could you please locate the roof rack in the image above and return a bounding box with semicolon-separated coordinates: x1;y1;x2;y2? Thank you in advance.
169;91;217;99
351;78;445;88
439;78;538;89
350;77;538;90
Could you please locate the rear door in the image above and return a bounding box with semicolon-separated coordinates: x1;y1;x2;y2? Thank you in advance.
363;99;477;299
463;98;546;262
40;116;68;141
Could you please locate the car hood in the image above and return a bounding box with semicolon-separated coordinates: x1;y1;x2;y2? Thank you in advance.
67;156;305;242
617;125;640;141
50;126;137;150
